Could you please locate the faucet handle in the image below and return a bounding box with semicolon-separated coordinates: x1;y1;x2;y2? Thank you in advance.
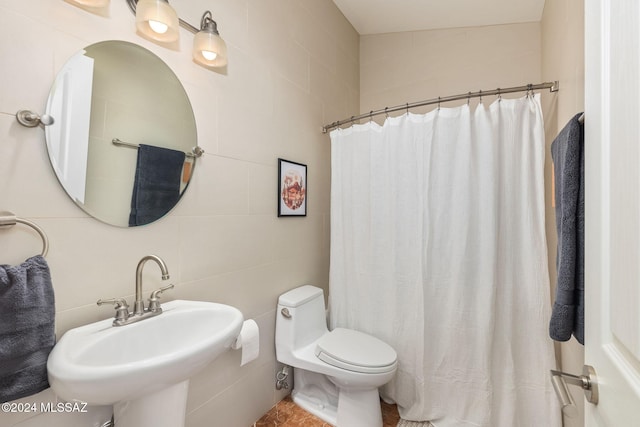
97;298;130;323
148;284;174;313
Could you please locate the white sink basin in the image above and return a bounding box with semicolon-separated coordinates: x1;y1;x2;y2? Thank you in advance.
47;300;243;427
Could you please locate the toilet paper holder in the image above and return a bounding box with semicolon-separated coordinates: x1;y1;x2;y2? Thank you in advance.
232;319;260;366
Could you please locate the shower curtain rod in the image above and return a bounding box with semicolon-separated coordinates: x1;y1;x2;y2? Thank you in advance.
321;81;559;134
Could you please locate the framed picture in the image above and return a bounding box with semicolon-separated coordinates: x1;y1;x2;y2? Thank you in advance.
278;158;307;217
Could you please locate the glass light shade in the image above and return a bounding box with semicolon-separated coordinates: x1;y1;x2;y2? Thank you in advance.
135;0;179;43
193;30;228;68
65;0;109;7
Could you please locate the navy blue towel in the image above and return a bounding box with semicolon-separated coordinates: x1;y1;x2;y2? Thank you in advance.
549;113;584;345
129;144;186;226
0;255;55;402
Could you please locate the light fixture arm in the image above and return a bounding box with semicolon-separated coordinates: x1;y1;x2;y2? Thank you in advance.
200;11;219;35
125;0;200;34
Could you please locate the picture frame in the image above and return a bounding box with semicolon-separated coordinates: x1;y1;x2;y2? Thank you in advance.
278;158;307;217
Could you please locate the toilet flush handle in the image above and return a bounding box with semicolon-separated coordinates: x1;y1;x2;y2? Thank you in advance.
281;308;292;318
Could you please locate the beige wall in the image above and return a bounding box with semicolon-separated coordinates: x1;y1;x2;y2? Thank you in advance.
361;22;542;115
0;1;358;426
541;1;585;426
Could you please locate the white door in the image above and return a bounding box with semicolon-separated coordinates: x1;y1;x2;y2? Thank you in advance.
584;0;640;425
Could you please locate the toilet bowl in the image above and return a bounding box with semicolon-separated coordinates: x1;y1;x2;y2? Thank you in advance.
275;285;397;427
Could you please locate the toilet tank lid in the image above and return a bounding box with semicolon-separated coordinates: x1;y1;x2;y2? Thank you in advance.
278;285;324;307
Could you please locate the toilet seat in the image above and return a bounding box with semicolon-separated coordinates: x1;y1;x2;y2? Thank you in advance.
315;328;397;374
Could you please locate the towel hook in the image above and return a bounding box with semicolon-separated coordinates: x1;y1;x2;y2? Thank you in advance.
0;211;49;257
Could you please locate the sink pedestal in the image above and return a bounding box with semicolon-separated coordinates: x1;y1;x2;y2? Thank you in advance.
113;380;189;427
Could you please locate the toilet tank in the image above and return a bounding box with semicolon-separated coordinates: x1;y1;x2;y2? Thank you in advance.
276;285;328;356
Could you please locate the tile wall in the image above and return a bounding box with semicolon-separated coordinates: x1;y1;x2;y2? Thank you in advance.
0;1;358;426
360;22;542;115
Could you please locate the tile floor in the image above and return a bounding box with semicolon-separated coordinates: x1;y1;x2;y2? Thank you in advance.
253;395;400;427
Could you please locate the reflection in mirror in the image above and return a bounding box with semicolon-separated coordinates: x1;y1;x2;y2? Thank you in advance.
45;40;198;227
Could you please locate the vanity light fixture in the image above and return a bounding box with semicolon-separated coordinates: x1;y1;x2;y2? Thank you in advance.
67;0;228;68
133;0;180;43
125;0;228;68
192;11;228;68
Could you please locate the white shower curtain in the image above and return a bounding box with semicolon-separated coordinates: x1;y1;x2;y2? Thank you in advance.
329;95;561;427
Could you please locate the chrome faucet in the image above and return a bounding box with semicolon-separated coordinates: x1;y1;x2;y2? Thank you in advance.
97;255;174;326
134;255;170;315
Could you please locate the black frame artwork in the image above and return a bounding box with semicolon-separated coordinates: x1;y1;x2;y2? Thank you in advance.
277;158;307;217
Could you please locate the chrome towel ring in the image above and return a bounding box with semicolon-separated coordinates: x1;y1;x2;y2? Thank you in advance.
0;211;49;257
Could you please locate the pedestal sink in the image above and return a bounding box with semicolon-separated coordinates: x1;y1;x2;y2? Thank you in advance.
47;300;243;427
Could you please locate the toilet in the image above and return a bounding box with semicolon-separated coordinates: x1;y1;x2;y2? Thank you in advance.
275;285;397;427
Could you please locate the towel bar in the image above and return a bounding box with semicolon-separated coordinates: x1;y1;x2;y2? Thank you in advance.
0;211;49;257
112;138;204;158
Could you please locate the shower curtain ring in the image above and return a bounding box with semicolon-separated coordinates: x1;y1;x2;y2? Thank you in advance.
369;110;374;123
479;90;483;104
438;97;441;110
406;103;409;114
467;92;471;105
497;88;502;102
385;107;389;118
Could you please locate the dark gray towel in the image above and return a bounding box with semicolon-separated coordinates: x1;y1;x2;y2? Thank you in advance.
0;255;55;402
549;113;584;344
129;144;186;226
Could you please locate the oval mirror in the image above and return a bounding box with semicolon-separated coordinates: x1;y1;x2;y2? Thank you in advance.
44;40;198;227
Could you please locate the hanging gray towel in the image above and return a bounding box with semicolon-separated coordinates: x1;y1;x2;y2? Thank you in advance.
0;255;55;402
549;113;584;345
129;144;186;226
